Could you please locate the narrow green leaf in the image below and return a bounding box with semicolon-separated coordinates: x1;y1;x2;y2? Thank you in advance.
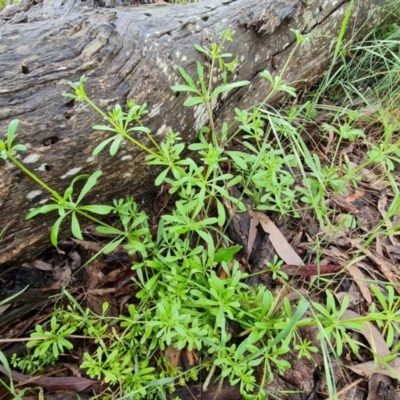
0;351;13;390
177;66;197;89
226;151;249;169
76;170;102;204
171;85;201;94
6;119;19;149
92;125;116;132
267;300;309;351
11;144;27;152
78;205;113;214
260;70;273;84
280;85;297;97
227;175;242;187
194;44;208;55
188;142;208;151
51;215;64;246
25;204;59;219
102;238;124;254
196;61;204;81
127;126;151;134
110;135;123;156
96;226;124;235
69;174;88;190
211;81;250;98
71;212;83;240
155;168;169;186
62;92;76;99
216;199;226;227
184;97;204;107
93;136;116;156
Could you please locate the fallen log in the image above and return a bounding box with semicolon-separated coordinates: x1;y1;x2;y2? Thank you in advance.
0;0;391;269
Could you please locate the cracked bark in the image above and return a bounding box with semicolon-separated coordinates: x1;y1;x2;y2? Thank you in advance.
0;0;392;269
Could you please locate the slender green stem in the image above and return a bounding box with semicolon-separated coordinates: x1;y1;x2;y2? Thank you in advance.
75;209;117;230
120;129;160;159
8;149;120;233
7;153;63;202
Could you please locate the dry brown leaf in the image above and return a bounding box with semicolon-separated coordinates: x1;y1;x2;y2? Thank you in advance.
164;347;181;368
349;162;389;191
22;259;53;271
347;359;400;380
69;251;82;270
319;246;348;262
341;310;400;380
346;263;372;304
358;103;380;115
0;304;11;316
342;310;389;357
185;348;198;367
247;211;259;261
366;373;392;400
385;245;400;256
358;205;380;230
324;126;334;155
71;238;104;252
376;235;383;256
274;288;309;311
335;378;364;399
365;251;400;294
85;258;106;289
332;195;359;214
345;189;366;205
49;266;71;289
254;212;302;265
346;239;400;294
336;286;362;308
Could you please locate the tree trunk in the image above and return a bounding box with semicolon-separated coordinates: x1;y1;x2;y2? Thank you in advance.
0;0;391;269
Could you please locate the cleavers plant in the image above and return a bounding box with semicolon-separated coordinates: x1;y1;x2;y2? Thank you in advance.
2;24;400;399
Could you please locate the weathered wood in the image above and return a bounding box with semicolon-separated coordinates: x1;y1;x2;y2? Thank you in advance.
0;0;391;269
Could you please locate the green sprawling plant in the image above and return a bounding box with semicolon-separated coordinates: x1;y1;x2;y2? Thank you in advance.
2;5;400;398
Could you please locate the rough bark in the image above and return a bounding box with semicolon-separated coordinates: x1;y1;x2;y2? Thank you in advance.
0;0;391;269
